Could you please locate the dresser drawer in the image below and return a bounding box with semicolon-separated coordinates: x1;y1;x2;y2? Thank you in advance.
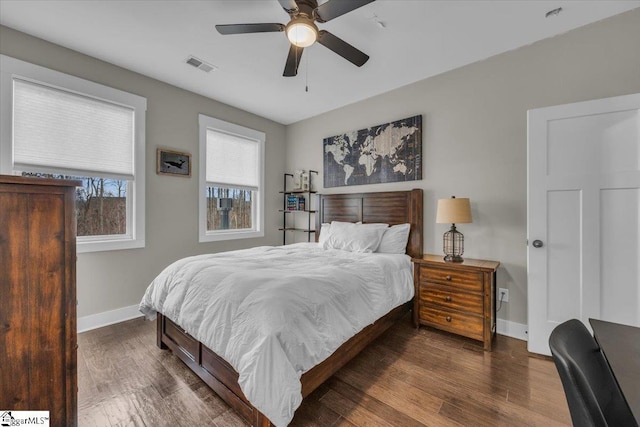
419;283;483;315
420;305;484;341
420;265;483;291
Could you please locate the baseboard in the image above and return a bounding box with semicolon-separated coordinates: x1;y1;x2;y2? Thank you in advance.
78;304;143;333
497;319;528;341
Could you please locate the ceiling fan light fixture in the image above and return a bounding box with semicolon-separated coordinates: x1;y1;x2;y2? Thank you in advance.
286;18;318;47
217;0;374;76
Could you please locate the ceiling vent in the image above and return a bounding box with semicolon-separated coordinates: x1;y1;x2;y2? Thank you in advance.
185;56;217;73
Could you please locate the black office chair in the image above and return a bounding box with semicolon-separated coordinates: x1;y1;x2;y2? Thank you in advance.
549;319;637;427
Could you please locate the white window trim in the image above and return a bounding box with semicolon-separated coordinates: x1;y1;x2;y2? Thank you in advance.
198;114;265;242
0;54;146;253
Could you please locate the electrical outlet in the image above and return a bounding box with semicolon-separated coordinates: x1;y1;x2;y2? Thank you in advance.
499;288;509;303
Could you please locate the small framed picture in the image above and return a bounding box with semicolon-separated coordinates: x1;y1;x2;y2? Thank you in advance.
157;148;191;177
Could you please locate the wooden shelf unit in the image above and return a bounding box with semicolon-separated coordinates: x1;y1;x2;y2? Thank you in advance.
280;171;318;245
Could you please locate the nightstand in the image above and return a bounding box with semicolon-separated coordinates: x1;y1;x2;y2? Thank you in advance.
413;254;500;350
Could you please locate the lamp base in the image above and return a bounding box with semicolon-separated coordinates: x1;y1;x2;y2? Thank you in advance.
442;224;465;263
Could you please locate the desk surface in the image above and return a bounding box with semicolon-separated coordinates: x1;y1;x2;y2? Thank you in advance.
589;318;640;423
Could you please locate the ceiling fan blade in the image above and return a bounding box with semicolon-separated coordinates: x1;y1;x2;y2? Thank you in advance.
283;45;304;77
215;23;285;35
314;0;375;23
278;0;299;14
317;30;369;67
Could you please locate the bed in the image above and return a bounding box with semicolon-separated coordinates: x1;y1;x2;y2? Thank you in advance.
141;189;423;426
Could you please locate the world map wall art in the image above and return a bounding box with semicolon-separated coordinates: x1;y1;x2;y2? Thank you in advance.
323;115;422;188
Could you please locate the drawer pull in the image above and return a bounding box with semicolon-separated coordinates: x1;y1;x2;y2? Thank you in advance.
445;275;452;281
446;316;452;322
445;296;452;302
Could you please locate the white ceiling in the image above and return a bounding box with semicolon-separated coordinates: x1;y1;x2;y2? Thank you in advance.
1;1;637;125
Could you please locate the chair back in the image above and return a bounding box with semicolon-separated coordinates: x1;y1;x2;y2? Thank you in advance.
549;319;637;427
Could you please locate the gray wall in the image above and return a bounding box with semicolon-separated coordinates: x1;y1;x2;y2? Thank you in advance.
285;10;640;326
0;25;287;318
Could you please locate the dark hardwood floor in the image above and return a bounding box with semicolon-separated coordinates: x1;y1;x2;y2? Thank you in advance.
78;315;571;426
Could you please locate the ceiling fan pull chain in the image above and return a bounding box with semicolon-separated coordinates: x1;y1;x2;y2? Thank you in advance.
305;49;310;92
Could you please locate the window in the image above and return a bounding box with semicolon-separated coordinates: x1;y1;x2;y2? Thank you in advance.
199;114;264;242
0;55;146;252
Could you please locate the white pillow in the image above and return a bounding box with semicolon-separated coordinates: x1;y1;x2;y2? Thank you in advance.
377;223;411;254
318;223;331;245
323;221;388;253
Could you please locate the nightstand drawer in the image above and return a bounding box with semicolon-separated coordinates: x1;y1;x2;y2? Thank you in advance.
419;283;483;314
420;305;483;341
420;266;482;291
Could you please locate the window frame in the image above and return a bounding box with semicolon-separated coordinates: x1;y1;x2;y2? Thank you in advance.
0;54;146;253
198;114;265;242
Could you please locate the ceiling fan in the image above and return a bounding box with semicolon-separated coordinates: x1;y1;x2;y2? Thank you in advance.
215;0;375;77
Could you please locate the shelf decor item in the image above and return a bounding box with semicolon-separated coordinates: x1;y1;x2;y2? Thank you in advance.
287;195;298;210
436;196;472;262
293;170;304;190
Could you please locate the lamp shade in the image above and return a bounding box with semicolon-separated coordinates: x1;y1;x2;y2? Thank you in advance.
436;197;472;224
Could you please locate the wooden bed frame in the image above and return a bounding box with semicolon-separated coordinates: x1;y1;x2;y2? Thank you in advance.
156;189;423;426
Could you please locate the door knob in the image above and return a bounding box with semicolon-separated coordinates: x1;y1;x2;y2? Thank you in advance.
532;240;544;248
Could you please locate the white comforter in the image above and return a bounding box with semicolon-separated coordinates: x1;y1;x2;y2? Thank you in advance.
139;243;414;426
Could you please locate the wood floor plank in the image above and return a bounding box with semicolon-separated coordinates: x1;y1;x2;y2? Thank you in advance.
376;329;562;405
77;401;112;427
506;386;572;424
100;391;147;426
127;385;181;427
334;365;460;427
289;385;343;427
329;417;357;427
78;316;571;427
191;381;234;420
325;377;425;427
319;389;396;427
163;386;218;426
366;338;571;426
77;348;102;410
211;409;250;427
82;346;129;399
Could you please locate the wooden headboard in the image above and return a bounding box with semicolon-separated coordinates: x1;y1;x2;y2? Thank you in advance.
315;189;423;259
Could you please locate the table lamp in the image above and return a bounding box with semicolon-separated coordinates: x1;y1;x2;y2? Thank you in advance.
436;196;472;262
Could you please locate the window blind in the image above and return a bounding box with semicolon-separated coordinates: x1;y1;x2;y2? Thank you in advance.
206;128;259;190
13;78;135;179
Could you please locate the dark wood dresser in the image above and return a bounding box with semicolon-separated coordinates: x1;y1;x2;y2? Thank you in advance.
0;175;79;427
413;254;500;351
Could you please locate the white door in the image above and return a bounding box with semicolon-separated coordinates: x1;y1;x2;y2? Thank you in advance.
528;93;640;355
